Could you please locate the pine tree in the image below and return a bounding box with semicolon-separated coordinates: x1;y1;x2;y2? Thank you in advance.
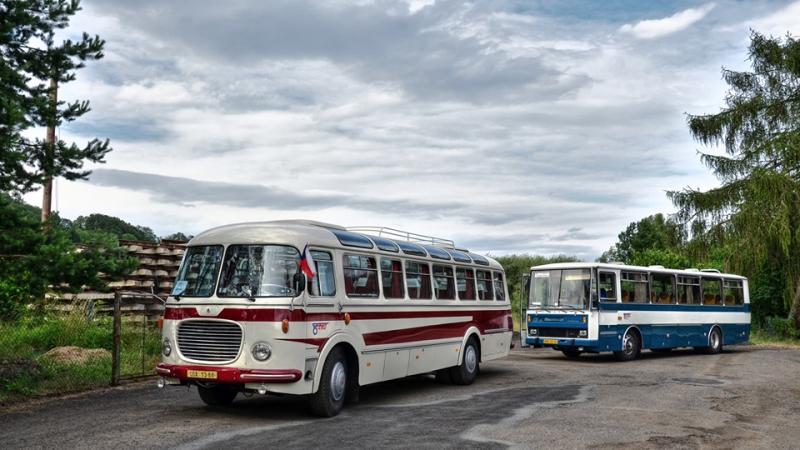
0;0;110;212
668;31;800;325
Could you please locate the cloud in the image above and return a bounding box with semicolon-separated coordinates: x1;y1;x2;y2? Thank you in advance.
619;3;716;39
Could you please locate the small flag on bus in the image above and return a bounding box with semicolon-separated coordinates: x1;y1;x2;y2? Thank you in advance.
299;244;316;279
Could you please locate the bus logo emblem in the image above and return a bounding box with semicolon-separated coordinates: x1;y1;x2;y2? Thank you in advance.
312;322;329;335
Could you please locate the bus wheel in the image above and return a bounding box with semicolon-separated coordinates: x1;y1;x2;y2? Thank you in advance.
561;349;582;359
197;384;238;407
705;327;723;354
450;337;479;385
310;348;347;417
613;330;641;362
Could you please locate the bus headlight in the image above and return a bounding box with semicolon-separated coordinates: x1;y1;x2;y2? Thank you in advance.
162;338;172;357
579;330;587;337
251;342;272;361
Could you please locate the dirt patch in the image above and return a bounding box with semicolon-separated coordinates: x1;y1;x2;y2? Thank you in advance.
0;358;42;381
42;346;111;364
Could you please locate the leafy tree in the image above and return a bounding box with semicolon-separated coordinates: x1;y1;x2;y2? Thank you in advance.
73;214;157;242
162;232;191;242
0;0;110;205
0;194;137;320
668;32;800;326
598;213;685;264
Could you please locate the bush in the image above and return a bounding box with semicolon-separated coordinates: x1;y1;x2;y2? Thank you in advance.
764;316;800;340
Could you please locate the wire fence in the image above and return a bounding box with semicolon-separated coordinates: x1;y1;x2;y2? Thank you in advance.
0;292;163;405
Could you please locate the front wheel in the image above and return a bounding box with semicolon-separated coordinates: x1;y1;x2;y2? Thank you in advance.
561;349;582;359
197;384;238;406
309;348;347;417
450;337;479;385
613;330;641;362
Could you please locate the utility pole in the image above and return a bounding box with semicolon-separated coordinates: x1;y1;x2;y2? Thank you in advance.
41;77;57;223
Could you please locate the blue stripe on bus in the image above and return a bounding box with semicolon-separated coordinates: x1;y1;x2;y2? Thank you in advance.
598;303;750;313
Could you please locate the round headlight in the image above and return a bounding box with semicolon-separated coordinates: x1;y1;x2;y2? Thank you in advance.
162;338;172;357
251;342;272;361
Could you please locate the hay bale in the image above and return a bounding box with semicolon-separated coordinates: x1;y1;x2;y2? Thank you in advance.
42;346;111;365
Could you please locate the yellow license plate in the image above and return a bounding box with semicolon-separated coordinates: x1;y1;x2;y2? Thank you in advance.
187;370;217;380
543;339;558;345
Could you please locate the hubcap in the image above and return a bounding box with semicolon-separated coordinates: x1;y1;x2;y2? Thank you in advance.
465;345;477;373
623;333;634;354
330;361;346;402
711;330;720;349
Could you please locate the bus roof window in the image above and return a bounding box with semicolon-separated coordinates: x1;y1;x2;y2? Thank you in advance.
330;230;374;249
368;235;400;252
422;245;451;260
446;249;472;263
394;241;427;256
467;253;490;266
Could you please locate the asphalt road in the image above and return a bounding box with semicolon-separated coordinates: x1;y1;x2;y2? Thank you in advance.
2;345;799;449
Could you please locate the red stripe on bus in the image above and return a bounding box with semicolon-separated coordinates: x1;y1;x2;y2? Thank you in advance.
362;322;469;345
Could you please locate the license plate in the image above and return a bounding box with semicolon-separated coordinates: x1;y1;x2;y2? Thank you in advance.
543;339;558;345
187;370;217;380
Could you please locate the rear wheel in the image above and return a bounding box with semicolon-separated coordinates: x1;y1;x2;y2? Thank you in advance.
705;327;723;354
613;329;641;362
561;349;582;359
309;348;347;417
450;337;479;385
197;384;238;406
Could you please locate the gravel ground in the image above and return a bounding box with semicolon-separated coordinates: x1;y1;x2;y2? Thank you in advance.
1;345;798;449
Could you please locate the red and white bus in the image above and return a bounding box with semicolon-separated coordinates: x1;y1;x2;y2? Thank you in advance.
156;220;513;416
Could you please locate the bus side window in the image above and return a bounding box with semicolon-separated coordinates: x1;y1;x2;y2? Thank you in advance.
492;272;505;301
724;279;744;305
702;278;722;305
381;258;405;299
456;268;476;300
678;276;701;304
599;272;617;301
343;254;379;298
621;272;647;303
650;273;675;304
308;250;336;296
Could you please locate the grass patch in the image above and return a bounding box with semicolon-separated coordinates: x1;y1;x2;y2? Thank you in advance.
0;313;161;404
749;328;800;349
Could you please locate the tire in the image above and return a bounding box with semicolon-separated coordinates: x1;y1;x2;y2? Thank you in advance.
613;329;641;362
705;327;723;354
309;348;347;417
197;384;238;406
450;337;480;385
561;349;582;359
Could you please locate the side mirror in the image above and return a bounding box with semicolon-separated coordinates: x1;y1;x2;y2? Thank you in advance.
293;272;306;296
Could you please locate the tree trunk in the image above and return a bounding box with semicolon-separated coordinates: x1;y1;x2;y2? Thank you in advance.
41;77;57;223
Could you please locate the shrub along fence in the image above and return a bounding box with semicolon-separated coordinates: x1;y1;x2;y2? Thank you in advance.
0;292;163;405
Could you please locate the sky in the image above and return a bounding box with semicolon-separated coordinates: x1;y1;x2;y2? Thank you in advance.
21;0;800;259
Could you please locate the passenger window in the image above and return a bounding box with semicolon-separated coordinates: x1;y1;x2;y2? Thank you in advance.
433;265;456;300
381;258;404;299
493;272;505;301
677;276;701;304
308;250;336;296
650;273;675;304
723;279;744;305
598;272;617;302
620;272;648;303
476;270;494;300
343;254;379;298
405;260;432;299
702;278;722;305
456;268;476;300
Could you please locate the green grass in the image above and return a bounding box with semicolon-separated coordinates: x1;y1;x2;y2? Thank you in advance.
749;328;800;349
0;314;161;404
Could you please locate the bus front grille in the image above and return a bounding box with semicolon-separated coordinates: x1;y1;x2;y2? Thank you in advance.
529;327;581;338
177;320;243;362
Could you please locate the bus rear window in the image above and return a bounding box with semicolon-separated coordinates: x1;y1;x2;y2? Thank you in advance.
173;246;223;297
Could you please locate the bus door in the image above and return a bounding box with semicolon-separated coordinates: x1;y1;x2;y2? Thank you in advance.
519;274;531;348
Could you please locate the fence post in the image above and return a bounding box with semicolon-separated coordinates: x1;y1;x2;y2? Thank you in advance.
111;291;122;386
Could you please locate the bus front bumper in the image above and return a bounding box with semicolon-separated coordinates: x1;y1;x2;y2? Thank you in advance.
156;363;303;384
526;337;598;350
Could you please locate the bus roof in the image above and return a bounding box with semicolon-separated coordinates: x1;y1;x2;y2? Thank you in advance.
530;262;747;280
188;220;504;270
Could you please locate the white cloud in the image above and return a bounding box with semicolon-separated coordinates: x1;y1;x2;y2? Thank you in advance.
744;0;800;35
620;3;717;39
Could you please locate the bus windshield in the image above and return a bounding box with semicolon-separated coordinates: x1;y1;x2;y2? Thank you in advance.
217;245;301;297
173;246;223;297
530;269;590;309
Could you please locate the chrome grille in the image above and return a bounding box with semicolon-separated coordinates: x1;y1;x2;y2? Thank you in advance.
177;320;243;362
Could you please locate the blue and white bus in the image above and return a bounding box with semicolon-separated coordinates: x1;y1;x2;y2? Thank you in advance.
522;263;750;361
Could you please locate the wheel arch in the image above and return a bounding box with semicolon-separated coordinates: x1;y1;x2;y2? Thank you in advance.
708;323;723;346
459;326;482;362
312;333;359;394
622;325;643;348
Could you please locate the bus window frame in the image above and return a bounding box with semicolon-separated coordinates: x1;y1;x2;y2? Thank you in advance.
597;270;619;303
342;253;380;299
